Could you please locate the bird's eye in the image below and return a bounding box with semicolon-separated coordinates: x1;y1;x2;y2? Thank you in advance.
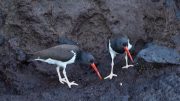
123;43;127;46
89;59;94;63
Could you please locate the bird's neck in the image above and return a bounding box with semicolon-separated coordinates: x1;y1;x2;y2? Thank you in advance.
74;50;82;63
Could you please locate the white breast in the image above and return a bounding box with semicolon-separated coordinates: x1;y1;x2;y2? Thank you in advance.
127;39;132;50
109;40;118;58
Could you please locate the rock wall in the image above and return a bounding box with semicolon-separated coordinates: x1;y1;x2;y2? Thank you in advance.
0;0;179;101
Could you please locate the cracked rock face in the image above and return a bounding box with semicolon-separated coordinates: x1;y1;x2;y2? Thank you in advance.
0;0;180;101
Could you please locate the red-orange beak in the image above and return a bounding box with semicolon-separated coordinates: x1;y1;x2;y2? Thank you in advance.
90;63;103;80
124;46;134;63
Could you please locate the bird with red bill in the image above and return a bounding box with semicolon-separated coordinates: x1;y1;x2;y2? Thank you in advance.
31;44;102;88
104;37;134;80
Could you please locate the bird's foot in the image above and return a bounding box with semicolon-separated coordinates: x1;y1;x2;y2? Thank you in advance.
122;65;134;69
59;78;66;84
66;81;78;88
104;73;117;79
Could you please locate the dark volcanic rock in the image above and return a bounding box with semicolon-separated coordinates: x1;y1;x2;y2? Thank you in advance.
132;73;180;101
172;34;180;51
0;0;180;101
0;10;5;28
8;38;27;61
98;0;145;42
165;0;180;20
8;38;20;50
100;84;129;101
0;35;4;45
15;49;27;62
136;43;180;65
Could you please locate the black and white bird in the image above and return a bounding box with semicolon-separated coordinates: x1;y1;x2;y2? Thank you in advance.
31;44;102;88
104;37;134;79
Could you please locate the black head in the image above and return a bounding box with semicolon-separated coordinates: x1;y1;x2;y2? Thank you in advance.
77;51;102;80
112;37;134;63
79;52;95;65
115;37;129;52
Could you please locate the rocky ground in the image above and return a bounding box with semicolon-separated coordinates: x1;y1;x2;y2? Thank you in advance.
0;0;180;101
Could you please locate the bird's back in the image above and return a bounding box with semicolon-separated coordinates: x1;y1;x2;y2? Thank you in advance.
32;44;80;62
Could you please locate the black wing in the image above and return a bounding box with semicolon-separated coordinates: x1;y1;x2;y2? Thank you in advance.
32;44;80;62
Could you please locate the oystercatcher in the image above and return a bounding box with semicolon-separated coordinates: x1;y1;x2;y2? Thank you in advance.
104;37;134;79
32;44;102;88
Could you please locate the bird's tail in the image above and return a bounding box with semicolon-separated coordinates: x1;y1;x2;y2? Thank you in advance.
26;53;37;63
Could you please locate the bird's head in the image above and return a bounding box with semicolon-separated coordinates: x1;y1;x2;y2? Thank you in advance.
116;37;134;63
79;51;102;80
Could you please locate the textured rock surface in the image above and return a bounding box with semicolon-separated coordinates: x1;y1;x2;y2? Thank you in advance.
136;43;180;65
0;34;4;45
0;0;180;101
172;34;180;51
130;72;180;101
